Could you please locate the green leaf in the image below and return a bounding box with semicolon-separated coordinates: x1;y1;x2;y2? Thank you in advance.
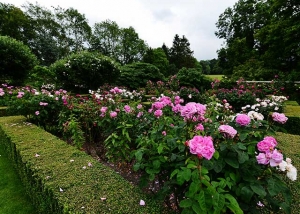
247;145;255;155
239;132;248;141
224;194;243;214
237;151;249;164
192;203;202;214
187;181;200;197
157;143;164;154
135;150;143;161
250;183;266;197
213;150;219;159
170;169;179;179
237;143;247;150
180;199;193;208
187;163;197;169
197;191;206;212
152;160;160;169
224;156;239;168
229;173;236;182
240;186;253;203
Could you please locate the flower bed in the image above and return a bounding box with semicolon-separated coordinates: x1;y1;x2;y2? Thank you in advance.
0;83;298;213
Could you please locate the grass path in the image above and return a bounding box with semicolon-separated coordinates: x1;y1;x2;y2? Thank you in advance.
0;144;37;214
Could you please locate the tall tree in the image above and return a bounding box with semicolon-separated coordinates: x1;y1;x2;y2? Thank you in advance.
90;21;147;65
169;34;196;71
142;47;169;76
89;19;121;56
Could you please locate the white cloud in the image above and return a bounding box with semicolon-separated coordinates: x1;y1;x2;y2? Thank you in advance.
2;0;238;60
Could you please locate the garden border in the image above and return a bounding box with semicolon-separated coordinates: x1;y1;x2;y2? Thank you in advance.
0;116;166;214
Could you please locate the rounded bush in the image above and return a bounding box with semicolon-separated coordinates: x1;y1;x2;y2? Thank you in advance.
177;67;211;91
117;62;165;89
50;51;120;93
0;36;38;85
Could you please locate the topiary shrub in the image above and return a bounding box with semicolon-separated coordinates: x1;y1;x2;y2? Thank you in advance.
176;67;211;92
26;65;56;89
50;51;120;93
0;35;38;85
117;62;165;90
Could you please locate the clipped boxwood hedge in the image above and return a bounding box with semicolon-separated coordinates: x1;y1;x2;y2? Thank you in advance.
280;105;300;135
0;116;167;214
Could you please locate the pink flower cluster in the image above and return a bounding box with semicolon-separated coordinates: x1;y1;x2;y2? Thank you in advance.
17;91;25;98
180;102;206;122
109;87;123;94
235;114;251;126
256;136;283;167
188;136;215;160
218;125;237;138
123;105;131;113
272;112;288;124
39;102;48;106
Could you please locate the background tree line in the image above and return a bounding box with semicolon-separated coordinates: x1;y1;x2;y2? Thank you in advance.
0;0;299;91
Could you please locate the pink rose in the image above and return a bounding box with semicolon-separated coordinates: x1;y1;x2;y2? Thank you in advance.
110;111;117;118
218;125;237;138
236;114;251;126
269;149;283;167
256;153;269;165
188;136;215;160
272;112;288;124
154;110;163;118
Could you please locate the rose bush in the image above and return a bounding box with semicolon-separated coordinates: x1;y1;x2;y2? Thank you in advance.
2;83;297;214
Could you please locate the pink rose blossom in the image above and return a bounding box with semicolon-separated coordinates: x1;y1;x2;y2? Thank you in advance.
218;125;237;138
137;112;143;118
272;112;288;124
195;123;204;131
35;111;40;116
188;136;215;160
154;110;163;118
124;105;131;113
256;153;269;165
110;111;117;118
235;114;251;126
257;136;277;152
137;104;142;109
269;149;283;167
162;131;166;136
100;107;108;113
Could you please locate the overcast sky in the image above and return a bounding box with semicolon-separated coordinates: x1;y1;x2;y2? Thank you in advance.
3;0;238;60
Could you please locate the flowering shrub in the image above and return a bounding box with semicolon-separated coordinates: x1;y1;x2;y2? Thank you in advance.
241;95;288;118
2;84;298;213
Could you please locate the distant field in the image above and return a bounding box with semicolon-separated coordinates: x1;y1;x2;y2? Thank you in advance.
206;75;224;81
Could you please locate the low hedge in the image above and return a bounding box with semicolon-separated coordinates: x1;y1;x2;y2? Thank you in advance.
0;116;167;214
280;105;300;135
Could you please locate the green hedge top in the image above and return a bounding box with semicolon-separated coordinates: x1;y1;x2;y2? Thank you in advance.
0;116;166;214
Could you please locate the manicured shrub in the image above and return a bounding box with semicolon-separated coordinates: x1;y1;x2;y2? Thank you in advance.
50;51;120;93
176;67;211;92
0;36;38;85
117;62;165;90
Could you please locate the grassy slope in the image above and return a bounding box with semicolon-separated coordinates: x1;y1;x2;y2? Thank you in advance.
0;144;37;214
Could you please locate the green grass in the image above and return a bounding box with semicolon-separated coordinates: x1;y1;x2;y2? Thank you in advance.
0;144;37;214
206;74;224;81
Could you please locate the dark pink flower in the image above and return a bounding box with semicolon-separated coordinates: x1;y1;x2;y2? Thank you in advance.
218;125;237;138
188;136;215;160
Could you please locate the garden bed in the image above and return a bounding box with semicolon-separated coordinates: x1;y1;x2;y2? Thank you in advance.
0;116;167;214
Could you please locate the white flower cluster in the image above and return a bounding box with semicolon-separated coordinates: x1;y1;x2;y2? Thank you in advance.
241;96;287;115
278;158;297;181
271;95;288;103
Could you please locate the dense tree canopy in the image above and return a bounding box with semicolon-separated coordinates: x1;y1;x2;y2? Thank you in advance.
215;0;300;80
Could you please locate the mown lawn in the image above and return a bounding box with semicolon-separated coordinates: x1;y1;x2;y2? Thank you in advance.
206;74;224;81
0;144;37;214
